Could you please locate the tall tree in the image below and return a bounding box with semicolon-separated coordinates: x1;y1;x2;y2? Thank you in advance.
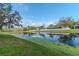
0;3;22;30
57;17;74;28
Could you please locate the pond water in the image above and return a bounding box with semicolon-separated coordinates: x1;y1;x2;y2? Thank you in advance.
15;33;79;47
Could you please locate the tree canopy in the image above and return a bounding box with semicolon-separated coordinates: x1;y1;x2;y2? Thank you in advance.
0;3;22;30
57;17;74;28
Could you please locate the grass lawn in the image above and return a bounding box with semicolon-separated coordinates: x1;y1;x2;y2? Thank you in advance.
25;29;79;33
0;33;70;56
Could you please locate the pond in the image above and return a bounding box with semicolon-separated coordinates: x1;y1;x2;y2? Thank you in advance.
15;33;79;47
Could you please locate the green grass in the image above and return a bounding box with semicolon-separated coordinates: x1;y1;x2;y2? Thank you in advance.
25;29;79;33
2;28;79;34
0;33;68;56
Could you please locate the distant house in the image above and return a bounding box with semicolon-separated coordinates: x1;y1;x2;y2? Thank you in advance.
74;24;79;29
61;27;70;30
54;25;70;29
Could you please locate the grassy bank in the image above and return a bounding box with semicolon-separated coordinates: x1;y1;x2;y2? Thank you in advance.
15;33;79;56
24;29;79;33
0;34;57;56
0;33;68;56
2;29;79;34
0;33;79;55
17;36;79;56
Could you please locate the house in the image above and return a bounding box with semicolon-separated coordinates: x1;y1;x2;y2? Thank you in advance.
74;24;79;29
61;27;70;30
54;25;70;29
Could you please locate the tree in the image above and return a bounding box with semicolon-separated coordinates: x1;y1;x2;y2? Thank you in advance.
38;24;45;29
0;3;22;30
27;25;37;30
47;24;54;29
73;21;79;29
57;17;74;28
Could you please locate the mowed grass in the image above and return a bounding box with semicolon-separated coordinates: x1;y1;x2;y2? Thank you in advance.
0;33;69;56
26;29;79;33
0;34;53;56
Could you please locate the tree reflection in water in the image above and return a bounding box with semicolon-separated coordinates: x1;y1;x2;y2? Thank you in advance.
48;33;53;37
59;33;76;46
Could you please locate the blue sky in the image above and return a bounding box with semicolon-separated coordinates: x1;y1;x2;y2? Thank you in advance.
12;3;79;26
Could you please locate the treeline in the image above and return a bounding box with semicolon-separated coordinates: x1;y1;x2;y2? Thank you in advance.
24;17;79;30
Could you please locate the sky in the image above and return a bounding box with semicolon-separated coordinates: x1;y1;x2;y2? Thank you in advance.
12;3;79;26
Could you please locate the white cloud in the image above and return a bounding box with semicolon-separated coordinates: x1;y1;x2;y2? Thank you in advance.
22;18;59;27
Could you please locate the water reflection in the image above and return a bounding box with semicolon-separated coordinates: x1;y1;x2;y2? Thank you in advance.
21;32;79;47
59;34;76;46
48;33;53;37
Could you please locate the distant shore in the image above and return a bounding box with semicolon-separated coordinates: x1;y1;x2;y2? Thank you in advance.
23;29;79;34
